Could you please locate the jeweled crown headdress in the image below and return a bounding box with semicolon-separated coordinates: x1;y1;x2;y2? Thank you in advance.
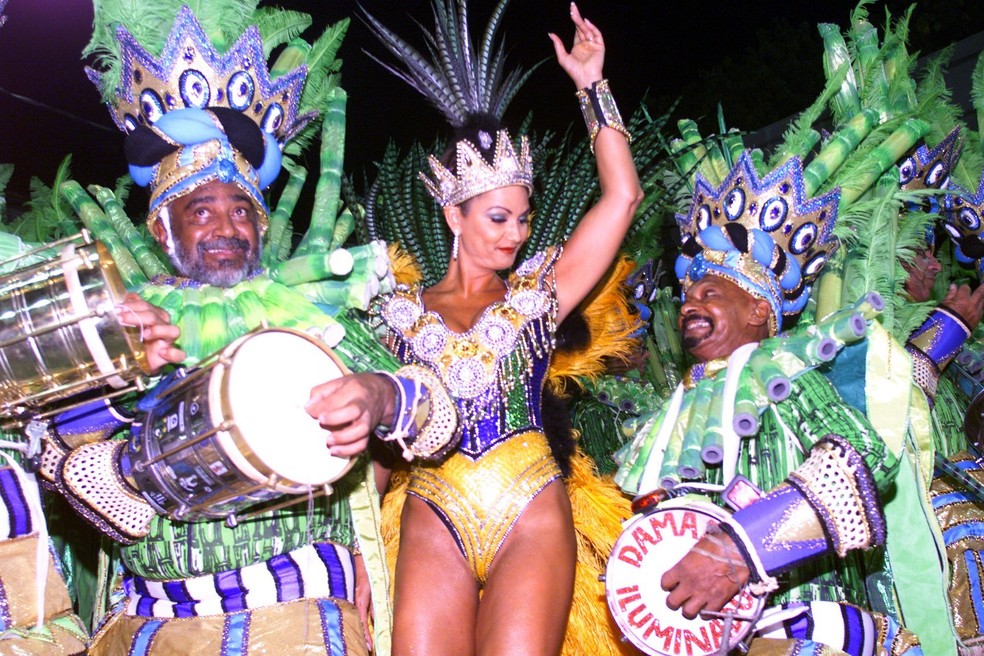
86;5;312;144
676;152;840;333
421;128;533;208
363;0;538;208
83;3;350;230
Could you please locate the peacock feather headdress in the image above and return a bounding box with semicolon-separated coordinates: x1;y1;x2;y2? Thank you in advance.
361;0;536;207
86;5;311;144
663;2;943;338
675;152;840;334
84;1;349;230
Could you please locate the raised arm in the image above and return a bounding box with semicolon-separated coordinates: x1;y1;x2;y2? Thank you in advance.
548;3;643;323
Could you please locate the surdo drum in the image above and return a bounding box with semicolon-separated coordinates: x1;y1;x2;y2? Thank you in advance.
605;497;765;656
0;232;147;416
126;327;353;523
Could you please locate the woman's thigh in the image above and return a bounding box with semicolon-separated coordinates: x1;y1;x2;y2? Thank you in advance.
392;495;481;656
476;480;576;656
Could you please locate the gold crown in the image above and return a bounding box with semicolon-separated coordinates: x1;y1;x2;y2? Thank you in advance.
420;129;533;207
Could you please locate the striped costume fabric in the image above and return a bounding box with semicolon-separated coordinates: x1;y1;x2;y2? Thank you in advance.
0;465;33;539
123;542;354;618
91;543;365;656
91;597;364;656
930;453;984;652
752;601;921;655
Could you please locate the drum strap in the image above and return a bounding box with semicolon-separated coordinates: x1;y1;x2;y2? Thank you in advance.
61;244;127;389
122;542;355;618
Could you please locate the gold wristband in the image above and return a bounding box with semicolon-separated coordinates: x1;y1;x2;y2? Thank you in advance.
576;79;632;152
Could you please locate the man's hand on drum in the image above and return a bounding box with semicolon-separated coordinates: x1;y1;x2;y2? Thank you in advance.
305;373;396;458
661;525;750;620
119;293;186;373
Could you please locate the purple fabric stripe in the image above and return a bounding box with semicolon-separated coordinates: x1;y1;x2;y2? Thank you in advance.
215;570;247;613
0;468;30;538
842;603;863;654
136;595;156;617
315;543;347;599
785;603;813;640
266;552;303;602
163;580;191;603
221;612;250;656
127;544;354;617
133;576;151;597
318;599;346;655
0;575;11;631
129;619;164;656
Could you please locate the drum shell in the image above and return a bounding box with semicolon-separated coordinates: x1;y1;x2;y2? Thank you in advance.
0;240;146;412
128;328;353;522
128;368;286;521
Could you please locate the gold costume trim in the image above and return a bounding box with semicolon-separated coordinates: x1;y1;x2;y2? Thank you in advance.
90;597;367;656
407;430;561;585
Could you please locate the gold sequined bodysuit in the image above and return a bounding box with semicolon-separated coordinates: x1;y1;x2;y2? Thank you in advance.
376;247;563;583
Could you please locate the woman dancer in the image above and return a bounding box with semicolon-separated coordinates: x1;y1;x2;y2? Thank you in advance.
307;3;641;654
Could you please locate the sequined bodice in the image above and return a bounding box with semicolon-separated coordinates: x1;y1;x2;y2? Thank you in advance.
376;248;560;458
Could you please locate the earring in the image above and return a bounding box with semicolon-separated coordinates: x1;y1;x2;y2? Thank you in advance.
452;231;460;260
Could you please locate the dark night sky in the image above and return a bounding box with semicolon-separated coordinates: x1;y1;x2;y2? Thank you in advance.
1;0;982;212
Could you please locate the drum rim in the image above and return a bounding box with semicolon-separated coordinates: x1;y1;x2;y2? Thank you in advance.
605;498;764;656
213;327;355;490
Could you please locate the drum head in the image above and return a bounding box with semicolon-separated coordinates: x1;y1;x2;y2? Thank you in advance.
605;501;762;656
215;329;352;488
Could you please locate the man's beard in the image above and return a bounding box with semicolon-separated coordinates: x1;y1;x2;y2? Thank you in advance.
171;236;260;287
680;314;714;350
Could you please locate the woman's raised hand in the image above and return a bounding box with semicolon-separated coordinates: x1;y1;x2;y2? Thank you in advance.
548;2;604;90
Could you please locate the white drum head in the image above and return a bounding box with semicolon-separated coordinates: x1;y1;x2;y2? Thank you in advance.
605;501;762;656
213;329;351;488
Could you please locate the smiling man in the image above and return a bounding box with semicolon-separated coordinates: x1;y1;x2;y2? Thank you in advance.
154;181;261;287
614;153;924;654
677;275;772;362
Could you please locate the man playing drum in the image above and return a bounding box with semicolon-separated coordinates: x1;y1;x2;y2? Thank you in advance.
613;152;926;655
32;4;456;655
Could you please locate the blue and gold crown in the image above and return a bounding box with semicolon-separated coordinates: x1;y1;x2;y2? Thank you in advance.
420;128;533;208
86;6;312;144
676;152;840;333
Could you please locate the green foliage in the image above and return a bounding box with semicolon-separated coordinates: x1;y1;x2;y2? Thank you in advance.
355;99;681;286
254;7;312;59
3;157;77;243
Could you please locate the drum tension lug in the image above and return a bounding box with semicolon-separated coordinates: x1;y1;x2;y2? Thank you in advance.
700;608;755;655
23;420;48;473
226;514;240;528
